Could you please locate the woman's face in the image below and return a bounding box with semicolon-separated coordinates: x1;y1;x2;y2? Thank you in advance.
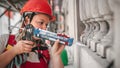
30;13;50;30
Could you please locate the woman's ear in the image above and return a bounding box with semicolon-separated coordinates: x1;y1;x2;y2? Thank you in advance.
24;16;30;25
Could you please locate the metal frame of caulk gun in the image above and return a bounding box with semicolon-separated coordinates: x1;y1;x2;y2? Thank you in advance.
33;28;74;46
10;24;74;46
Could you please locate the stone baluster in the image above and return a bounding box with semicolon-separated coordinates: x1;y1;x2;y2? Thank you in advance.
83;21;94;45
79;0;85;43
80;22;90;43
82;0;93;47
80;0;94;47
88;0;102;51
96;0;113;61
79;0;88;44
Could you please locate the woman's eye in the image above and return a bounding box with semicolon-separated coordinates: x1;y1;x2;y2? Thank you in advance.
46;24;48;27
38;22;44;25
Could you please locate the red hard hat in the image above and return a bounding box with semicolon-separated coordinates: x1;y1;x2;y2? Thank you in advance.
20;0;53;19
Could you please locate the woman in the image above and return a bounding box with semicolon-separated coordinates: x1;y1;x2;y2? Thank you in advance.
0;0;64;68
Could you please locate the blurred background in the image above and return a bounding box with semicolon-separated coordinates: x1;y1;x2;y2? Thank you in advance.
0;0;120;68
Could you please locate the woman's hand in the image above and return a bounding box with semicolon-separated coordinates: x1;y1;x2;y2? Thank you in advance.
13;40;34;55
50;40;65;68
51;40;65;57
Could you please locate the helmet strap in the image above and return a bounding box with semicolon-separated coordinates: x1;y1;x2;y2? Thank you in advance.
23;12;36;24
29;12;35;22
